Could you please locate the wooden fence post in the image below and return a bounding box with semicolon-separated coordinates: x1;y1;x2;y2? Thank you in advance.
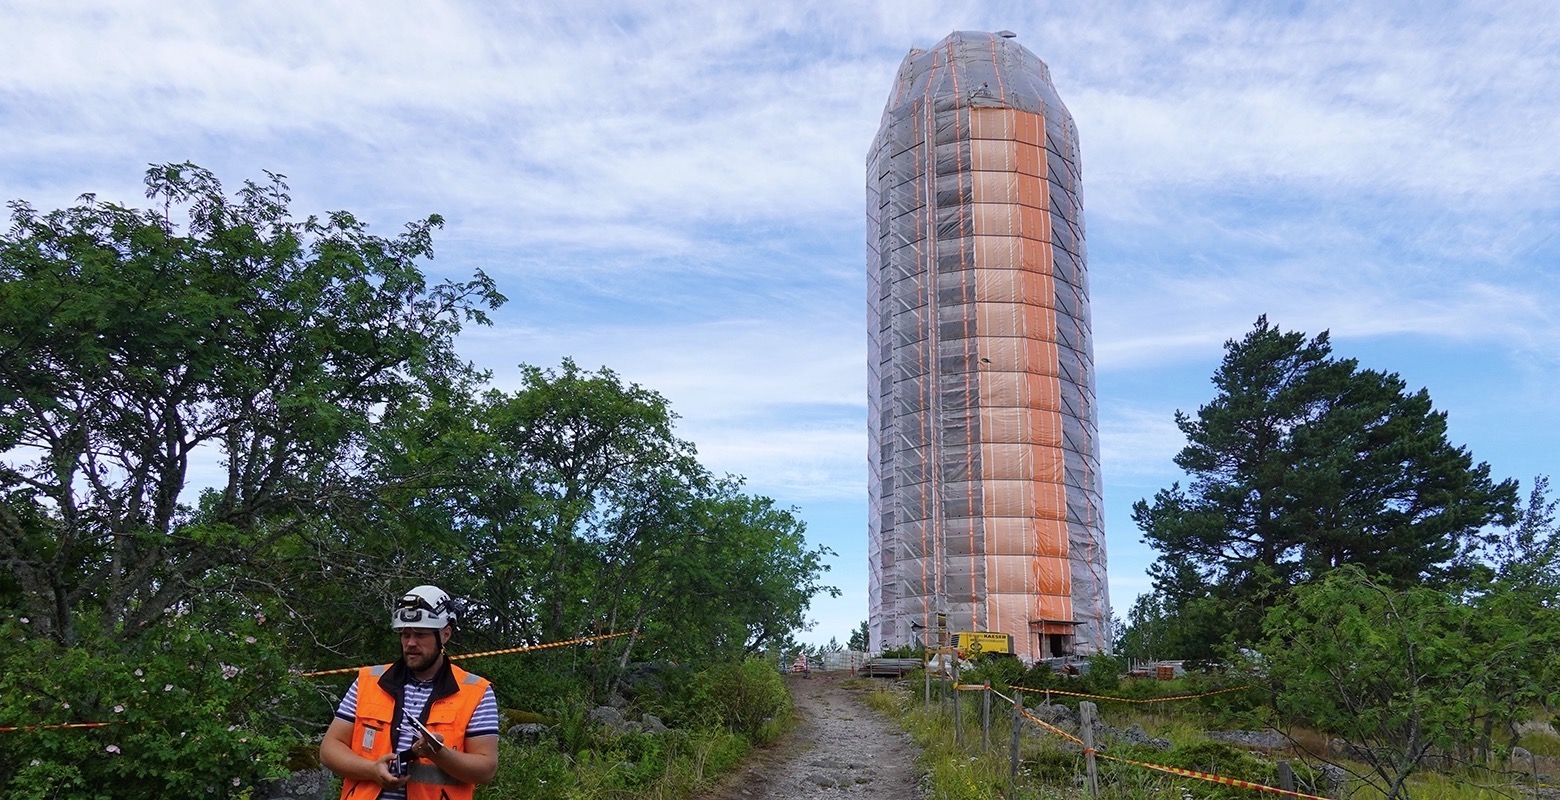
924;649;931;707
1009;690;1024;789
1079;700;1099;800
952;688;962;746
981;681;991;751
1277;760;1294;793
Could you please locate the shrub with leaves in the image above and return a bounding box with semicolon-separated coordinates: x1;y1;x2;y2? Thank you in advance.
688;658;791;742
0;608;309;798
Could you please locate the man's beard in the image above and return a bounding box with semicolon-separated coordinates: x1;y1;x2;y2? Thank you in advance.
405;644;441;672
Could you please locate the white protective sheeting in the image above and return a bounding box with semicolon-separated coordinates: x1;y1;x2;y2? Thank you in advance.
867;31;1110;662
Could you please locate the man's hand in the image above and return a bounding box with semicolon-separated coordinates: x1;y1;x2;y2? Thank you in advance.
411;730;446;758
374;753;410;788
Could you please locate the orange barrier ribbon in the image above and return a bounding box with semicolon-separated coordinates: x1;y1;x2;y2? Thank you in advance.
298;630;636;678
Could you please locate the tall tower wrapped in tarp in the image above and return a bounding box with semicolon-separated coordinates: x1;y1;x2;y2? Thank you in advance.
866;31;1110;661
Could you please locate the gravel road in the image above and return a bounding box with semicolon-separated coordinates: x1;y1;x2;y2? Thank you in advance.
695;673;923;799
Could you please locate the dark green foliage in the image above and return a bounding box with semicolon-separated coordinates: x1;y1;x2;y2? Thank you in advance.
0;166;838;793
1132;316;1517;653
0;164;500;795
687;658;792;742
0;609;309;797
485;725;750;800
1013;661;1065;691
847;619;870;652
1257;566;1560;799
1022;748;1085;783
1074;653;1125;695
0;164;502;650
394;359;836;690
962;652;1027;690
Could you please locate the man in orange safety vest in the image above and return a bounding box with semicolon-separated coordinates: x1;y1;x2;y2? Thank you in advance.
320;585;499;800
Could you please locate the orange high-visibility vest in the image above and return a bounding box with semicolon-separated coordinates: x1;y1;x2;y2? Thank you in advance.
339;661;490;800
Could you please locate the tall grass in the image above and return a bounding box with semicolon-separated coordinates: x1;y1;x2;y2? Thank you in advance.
865;679;1558;800
480;657;793;800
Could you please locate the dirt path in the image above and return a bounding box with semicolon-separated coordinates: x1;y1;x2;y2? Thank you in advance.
695;673;923;799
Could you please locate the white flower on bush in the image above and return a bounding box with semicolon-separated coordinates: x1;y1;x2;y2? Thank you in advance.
114;705;124;713
105;744;121;754
164;684;173;691
220;664;240;680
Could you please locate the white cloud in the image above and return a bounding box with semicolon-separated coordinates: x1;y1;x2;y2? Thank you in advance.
5;0;1558;646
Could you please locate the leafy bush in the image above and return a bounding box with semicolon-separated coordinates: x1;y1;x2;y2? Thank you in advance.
962;654;1026;690
0;610;308;799
483;738;578;798
1074;652;1126;695
1013;661;1064;691
687;658;791;742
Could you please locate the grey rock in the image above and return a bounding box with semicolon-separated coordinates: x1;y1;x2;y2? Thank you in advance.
1207;730;1289;749
261;767;333;800
1030;702;1077;725
641;713;669;733
589;705;623;725
807;772;837;788
507;722;549;743
589;705;636;733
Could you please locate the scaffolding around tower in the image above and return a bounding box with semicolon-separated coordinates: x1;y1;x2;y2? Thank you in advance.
867;31;1110;663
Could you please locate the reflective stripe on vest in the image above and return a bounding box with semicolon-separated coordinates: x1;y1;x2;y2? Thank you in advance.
406;763;461;785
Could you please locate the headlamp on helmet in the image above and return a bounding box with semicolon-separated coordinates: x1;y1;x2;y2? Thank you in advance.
391;585;455;630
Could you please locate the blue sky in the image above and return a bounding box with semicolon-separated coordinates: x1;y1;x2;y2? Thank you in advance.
4;1;1558;647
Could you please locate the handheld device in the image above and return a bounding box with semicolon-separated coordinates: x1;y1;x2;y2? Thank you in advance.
390;747;416;776
406;715;443;752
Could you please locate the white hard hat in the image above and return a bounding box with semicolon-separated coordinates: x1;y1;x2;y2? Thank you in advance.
391;585;456;630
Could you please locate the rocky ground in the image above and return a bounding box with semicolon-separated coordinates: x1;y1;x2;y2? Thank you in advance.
694;673;923;800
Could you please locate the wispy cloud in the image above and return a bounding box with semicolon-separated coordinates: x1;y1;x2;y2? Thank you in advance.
4;0;1557;642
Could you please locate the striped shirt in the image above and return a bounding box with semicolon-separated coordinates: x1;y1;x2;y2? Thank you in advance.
335;672;500;800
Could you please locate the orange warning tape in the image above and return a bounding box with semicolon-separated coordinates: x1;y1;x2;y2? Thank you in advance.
297;631;635;678
1003;694;1326;800
1012;684;1251;704
0;721;125;733
1019;709;1084;746
1091;751;1330;800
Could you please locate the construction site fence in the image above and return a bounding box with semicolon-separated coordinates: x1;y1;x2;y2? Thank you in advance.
923;679;1341;800
778;650;873;673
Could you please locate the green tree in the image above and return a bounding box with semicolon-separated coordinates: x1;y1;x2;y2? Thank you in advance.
0;163;502;647
1259;567;1557;799
1458;475;1560;757
1133;316;1516;649
602;475;837;667
467;360;696;643
378;360;837;702
0;164;501;796
847;619;869;652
